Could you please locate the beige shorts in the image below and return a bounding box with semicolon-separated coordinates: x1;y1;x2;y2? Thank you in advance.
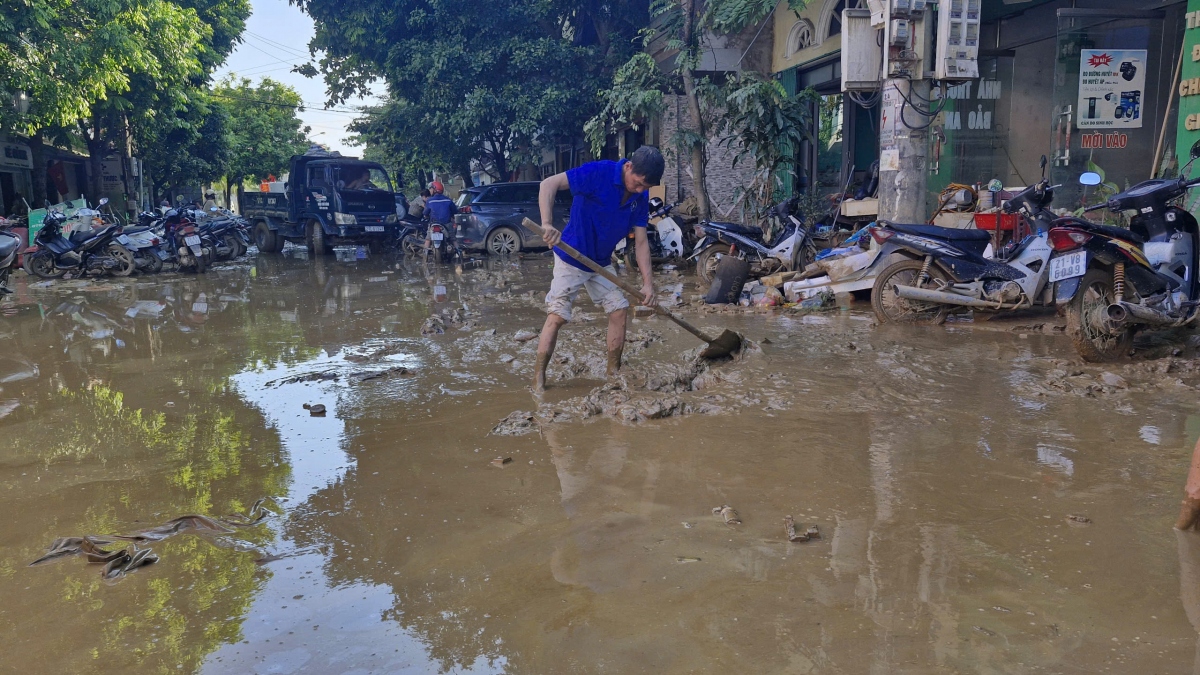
546;255;629;321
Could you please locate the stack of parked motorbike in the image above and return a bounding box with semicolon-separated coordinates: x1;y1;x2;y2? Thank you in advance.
869;145;1200;362
14;202;253;284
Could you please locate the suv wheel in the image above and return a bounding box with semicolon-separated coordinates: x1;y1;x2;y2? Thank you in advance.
486;227;521;255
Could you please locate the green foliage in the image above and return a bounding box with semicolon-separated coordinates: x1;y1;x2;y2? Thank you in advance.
719;74;818;216
138;91;232;194
584;54;669;156
295;0;648;181
213;76;310;184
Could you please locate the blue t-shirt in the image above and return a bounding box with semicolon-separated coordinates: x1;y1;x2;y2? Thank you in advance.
556;159;648;270
425;193;456;223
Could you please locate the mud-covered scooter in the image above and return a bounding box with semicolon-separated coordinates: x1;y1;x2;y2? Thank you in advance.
1047;140;1200;361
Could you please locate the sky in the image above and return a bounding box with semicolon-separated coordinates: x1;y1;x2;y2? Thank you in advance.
213;0;383;156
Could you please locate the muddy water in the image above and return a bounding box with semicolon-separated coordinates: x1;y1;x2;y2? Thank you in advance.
2;252;1200;673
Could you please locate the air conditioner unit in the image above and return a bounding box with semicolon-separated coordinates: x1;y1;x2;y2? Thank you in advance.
841;9;882;91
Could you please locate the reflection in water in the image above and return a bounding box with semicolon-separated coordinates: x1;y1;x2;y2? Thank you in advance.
3;254;1200;672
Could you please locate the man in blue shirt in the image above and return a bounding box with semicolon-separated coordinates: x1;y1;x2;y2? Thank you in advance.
532;145;664;393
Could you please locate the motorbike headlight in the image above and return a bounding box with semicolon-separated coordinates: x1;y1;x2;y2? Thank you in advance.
334;212;357;225
386;214;398;223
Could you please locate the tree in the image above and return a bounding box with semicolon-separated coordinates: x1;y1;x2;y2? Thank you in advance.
589;0;808;219
718;74;818;216
212;76;310;207
138;92;232;204
294;0;647;182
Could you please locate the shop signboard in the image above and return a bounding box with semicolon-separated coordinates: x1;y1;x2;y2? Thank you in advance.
1077;49;1147;129
1177;2;1200;176
0;142;32;170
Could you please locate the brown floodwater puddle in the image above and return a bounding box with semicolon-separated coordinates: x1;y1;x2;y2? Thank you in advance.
2;252;1200;673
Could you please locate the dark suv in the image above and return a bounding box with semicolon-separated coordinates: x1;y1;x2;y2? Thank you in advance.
455;181;572;255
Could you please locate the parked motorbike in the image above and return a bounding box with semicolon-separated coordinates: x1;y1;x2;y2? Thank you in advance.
870;156;1060;324
1047;141;1200;361
195;208;249;261
689;197;816;283
163;209;210;273
423;220;457;264
24;198;136;279
613;197;690;264
0;218;20;293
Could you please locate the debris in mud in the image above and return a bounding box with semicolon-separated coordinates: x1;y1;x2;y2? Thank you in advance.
806;525;820;539
498;354;515;364
29;499;274;580
713;505;741;525
303;403;327;416
344;341;408;363
1067;514;1092;525
514;329;539;342
784;516;807;542
492;411;538;436
973;626;997;637
421;315;446;336
349;366;411;383
1100;372;1128;388
490;457;512;468
675;556;702;563
269;370;338;386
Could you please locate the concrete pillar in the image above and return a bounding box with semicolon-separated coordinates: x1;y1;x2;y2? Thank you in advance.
878;78;930;224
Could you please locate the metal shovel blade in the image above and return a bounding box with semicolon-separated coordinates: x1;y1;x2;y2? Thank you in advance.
698;329;743;359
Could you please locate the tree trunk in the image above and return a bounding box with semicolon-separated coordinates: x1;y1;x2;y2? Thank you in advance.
27;130;46;207
458;163;474;189
235;179;245;214
680;0;711;220
85;113;105;205
224;182;232;212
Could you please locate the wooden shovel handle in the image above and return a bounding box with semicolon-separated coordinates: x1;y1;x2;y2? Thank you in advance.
521;218;715;344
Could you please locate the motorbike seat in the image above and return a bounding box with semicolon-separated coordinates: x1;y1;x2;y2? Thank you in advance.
123;226;152;235
69;229;94;244
1052;216;1144;244
708;221;762;237
0;232;18;258
886;221;992;243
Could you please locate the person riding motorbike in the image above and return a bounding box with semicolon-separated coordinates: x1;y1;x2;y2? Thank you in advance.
423;181;456;253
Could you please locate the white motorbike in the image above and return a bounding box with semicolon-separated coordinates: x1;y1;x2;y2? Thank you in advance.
614;197;687;262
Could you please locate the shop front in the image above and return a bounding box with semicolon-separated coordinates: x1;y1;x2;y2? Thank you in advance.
0;141;33;216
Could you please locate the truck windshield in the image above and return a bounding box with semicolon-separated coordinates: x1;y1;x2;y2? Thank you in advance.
335;166;392;192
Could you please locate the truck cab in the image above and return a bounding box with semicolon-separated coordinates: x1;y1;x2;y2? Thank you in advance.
243;155;400;254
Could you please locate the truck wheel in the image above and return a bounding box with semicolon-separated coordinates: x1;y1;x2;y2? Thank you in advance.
308;220;327;256
254;221;281;253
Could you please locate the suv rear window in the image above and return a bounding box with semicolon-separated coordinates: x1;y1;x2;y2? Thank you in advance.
456;190;480;207
478;183;540;203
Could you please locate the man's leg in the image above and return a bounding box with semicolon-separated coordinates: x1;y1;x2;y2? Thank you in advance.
534;313;566;393
606;308;627;377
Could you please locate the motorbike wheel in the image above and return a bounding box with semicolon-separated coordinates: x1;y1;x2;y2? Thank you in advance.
434;245;443;265
871;259;949;325
1065;268;1134;362
194;251;207;274
695;244;731;283
106;244;135;277
401;234;424;257
27;251;64;279
140;251;164;275
485;227;521;255
222;233;242;260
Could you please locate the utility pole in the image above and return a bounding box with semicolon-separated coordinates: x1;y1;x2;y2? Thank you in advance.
878;78;930;223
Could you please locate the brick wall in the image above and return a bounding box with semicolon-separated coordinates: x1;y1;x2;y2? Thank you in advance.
659;94;756;222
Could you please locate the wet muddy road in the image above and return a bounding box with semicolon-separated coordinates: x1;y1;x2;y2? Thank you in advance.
3;252;1200;673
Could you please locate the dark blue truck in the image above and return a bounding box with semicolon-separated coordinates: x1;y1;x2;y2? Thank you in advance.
241;154;400;254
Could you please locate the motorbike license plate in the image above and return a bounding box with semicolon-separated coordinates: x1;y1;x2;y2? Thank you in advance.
155;249;171;260
185;235;201;246
116;235;132;245
431;232;444;242
365;225;384;233
1049;250;1087;282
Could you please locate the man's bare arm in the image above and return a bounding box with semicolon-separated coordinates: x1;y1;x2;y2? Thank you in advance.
633;227;654;306
538;172;570;246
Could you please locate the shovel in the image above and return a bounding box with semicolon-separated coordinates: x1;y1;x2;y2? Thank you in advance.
521;218;742;359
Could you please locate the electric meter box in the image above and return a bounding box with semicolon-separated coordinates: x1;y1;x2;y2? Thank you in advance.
841;9;882;91
889;19;910;46
934;0;979;80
